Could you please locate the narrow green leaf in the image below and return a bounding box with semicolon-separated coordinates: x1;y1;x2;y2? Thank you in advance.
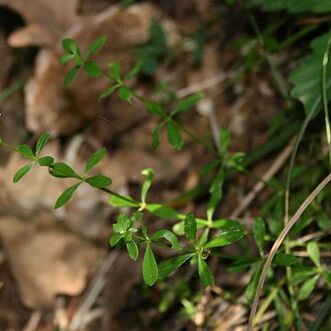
50;162;80;178
108;194;139;208
274;253;300;266
298;275;319;301
109;233;123;246
108;61;122;83
323;271;331;286
113;214;131;233
143;245;158;286
16;144;34;160
151;125;161;149
253;217;265;255
36;132;50;155
118;86;134;102
207;168;225;221
38;156;54;166
13;164;33;183
125;62;141;79
167;120;183;150
144;100;165;116
99;85;119;99
141;168;154;203
184;213;197;241
87;36;107;56
62;38;79;54
151;229;179;249
172;92;203;116
227;256;262;272
198;257;214;288
54;183;81;209
83;60;102;77
84;148;107;173
158;253;194;279
145;203;178;219
246;262;263;302
86;175;112;188
126;240;139;261
64;67;79;87
59;53;74;64
205;229;244;249
307;242;321;268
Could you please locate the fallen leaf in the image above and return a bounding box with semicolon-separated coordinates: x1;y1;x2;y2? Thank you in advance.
0;215;102;308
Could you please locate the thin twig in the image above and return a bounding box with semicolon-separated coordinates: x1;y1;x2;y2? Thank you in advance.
69;251;120;331
231;139;294;219
23;311;42;331
248;172;331;330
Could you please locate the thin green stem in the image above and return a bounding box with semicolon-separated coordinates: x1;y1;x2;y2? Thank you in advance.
322;32;331;169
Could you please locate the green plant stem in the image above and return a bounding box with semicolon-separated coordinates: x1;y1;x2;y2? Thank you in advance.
178;125;219;157
322;32;331;168
253;278;286;326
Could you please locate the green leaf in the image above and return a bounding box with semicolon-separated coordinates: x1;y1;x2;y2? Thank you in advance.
84;148;107;173
35;132;50;155
167;120;183;150
13;164;33;183
141;168;154;204
205;229;244;249
151;125;161;149
99;85;119;99
86;175;112;188
125;62;141;79
62;38;79;54
87;36;107;56
108;61;122;83
64;67;79;87
253;217;265;255
171;92;203;116
151;229;179;249
291;267;316;285
143;245;158;286
150;20;166;49
109;233;123;246
118;86;134;102
298;275;319;301
50;162;80;178
145;203;178;219
184;213;197;241
144;100;165;116
323;270;331;286
126;240;139;261
274;253;300;266
16;144;34;160
108;194;139;208
59;53;74;64
227;256;262;272
83;60;102;77
158;253;194;279
289;32;331;118
246;262;263;302
198;256;214;288
54;183;81;209
207;168;225;221
113;214;131;233
307;242;321;268
37;156;54;166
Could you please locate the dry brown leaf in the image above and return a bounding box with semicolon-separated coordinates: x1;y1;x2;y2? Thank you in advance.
0;0;80;47
0;215;102;308
21;3;162;135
